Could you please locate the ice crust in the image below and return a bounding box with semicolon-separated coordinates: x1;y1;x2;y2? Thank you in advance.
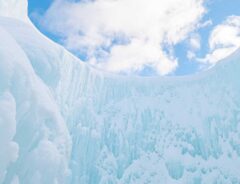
1;0;240;183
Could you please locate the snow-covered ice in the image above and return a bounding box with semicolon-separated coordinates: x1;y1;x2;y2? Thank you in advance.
0;0;240;183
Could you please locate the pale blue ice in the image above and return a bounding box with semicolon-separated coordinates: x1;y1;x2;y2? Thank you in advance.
0;0;240;183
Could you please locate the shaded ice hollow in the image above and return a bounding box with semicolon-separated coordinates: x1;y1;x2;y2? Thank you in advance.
1;0;240;183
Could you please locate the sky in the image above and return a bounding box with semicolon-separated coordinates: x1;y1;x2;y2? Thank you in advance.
28;0;240;76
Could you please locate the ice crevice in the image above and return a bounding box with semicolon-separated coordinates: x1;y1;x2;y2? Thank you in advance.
0;0;240;183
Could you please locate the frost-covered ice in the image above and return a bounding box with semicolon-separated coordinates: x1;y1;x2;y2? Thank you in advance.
1;0;240;184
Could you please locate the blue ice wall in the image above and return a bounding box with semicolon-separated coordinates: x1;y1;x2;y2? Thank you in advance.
1;0;240;183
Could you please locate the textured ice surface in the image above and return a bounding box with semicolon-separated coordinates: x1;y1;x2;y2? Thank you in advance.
0;0;28;23
1;0;240;183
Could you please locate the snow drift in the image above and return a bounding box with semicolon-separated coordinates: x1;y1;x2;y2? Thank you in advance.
0;0;240;183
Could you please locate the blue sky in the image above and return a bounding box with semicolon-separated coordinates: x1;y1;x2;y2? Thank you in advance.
28;0;240;76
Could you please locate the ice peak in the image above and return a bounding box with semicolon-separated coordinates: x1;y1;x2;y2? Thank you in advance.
0;0;29;22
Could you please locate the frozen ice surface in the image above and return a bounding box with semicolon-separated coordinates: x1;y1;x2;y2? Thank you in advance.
1;0;240;183
0;0;28;23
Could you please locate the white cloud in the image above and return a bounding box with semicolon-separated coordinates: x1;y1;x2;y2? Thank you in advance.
40;0;206;75
189;34;201;50
94;39;178;75
186;33;201;61
199;16;240;64
187;51;196;60
198;19;212;28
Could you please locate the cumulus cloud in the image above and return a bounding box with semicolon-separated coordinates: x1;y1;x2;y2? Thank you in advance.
39;0;206;75
199;16;240;64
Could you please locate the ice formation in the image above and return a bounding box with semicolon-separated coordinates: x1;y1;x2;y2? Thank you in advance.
0;0;240;183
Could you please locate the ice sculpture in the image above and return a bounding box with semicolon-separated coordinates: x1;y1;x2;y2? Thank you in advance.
0;0;240;183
